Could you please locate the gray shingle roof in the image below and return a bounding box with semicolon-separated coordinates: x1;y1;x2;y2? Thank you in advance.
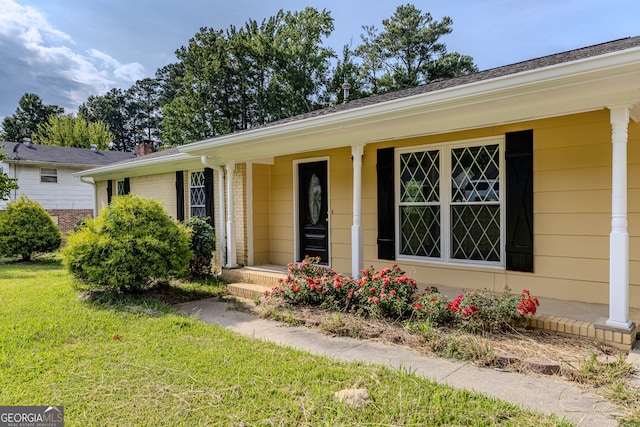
1;142;137;166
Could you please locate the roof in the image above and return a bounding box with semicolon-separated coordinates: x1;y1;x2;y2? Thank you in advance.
1;142;136;167
78;35;640;179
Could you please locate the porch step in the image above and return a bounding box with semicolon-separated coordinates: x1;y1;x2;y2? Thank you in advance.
222;265;287;300
227;282;272;300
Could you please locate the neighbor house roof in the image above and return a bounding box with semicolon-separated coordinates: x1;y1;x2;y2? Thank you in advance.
1;142;136;167
77;35;640;179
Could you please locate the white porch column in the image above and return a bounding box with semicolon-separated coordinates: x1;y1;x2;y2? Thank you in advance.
351;144;365;277
607;106;633;329
226;161;238;268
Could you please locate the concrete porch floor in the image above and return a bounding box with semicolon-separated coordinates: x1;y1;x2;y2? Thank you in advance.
222;264;640;350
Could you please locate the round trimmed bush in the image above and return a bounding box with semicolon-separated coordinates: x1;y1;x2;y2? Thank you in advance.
0;196;62;261
63;195;192;292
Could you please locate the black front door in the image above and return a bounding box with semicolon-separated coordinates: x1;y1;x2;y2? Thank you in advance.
298;161;329;265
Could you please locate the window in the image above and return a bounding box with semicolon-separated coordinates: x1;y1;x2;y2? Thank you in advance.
190;171;206;219
40;168;57;183
116;179;126;196
397;137;503;265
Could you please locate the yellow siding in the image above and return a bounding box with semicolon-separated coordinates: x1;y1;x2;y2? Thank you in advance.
249;110;640;308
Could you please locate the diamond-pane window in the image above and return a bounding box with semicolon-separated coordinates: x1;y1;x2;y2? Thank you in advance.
399;149;440;258
116;180;126;196
190;171;206;219
400;151;439;203
400;206;441;257
450;144;500;262
397;140;502;265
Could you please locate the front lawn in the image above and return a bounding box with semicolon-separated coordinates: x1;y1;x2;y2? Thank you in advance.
0;260;572;426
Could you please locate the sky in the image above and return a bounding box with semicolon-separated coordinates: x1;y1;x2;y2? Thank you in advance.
1;0;640;121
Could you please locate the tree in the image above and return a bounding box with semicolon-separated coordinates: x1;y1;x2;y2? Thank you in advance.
31;115;114;149
126;78;162;143
0;196;62;261
79;89;131;151
155;62;186;108
1;93;63;142
329;43;367;103
162;7;335;146
273;8;335;115
0;146;19;201
356;5;478;91
63;195;191;292
355;25;386;94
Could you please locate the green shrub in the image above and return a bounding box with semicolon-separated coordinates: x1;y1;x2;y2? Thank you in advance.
0;196;61;261
63;195;192;292
183;216;216;277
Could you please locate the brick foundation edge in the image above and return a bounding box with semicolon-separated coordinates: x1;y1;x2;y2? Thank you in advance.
47;209;93;234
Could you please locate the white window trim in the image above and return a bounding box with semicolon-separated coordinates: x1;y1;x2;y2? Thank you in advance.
40;167;57;183
395;135;505;268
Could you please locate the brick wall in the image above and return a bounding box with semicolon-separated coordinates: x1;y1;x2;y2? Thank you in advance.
47;209;93;234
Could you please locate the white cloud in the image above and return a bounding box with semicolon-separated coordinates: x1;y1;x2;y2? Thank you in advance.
0;0;145;114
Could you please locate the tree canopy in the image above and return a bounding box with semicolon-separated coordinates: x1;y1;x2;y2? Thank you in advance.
1;94;63;142
352;4;477;94
32;115;114;149
3;4;478;150
162;7;336;146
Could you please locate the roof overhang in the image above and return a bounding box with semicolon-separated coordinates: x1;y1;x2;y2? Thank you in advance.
75;43;640;180
74;152;204;180
5;159;109;169
180;45;640;165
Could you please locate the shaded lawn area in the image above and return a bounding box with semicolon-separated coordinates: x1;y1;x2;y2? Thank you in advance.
0;261;573;426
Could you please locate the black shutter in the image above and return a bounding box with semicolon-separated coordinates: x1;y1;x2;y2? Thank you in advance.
175;171;185;222
377;148;395;260
204;168;214;227
106;180;112;204
123;177;130;195
505;130;534;272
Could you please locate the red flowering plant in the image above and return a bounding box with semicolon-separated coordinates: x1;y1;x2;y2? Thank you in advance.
263;257;541;333
265;256;339;306
411;286;455;325
355;265;419;318
517;289;539;317
448;289;528;333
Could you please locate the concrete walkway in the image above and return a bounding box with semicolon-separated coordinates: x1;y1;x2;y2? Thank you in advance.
175;298;632;427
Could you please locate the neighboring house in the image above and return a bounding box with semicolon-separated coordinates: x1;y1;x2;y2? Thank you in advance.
0;141;136;233
78;37;640;343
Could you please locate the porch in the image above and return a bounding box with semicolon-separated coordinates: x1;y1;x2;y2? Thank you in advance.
222;264;640;351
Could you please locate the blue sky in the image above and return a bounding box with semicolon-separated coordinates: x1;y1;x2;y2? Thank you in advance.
1;0;639;121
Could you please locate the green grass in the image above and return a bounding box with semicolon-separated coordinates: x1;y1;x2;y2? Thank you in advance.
0;261;574;426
